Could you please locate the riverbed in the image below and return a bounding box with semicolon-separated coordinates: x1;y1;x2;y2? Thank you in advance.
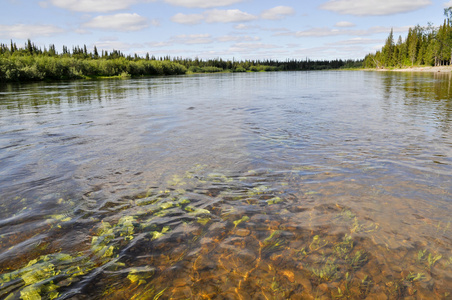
0;71;451;299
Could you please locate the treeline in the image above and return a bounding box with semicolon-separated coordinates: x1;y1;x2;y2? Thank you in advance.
0;39;362;82
364;10;452;68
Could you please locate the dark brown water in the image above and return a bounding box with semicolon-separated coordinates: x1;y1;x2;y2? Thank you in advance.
0;71;451;299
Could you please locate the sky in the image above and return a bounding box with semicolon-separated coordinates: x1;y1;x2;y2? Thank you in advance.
1;0;451;61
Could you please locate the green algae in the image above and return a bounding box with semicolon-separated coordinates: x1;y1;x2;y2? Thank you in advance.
266;196;283;205
186;207;210;215
248;185;270;196
127;266;155;285
197;217;211;225
0;253;94;300
149;226;170;240
47;214;72;223
233;215;249;228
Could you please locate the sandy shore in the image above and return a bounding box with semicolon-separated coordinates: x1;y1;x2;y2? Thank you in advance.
372;66;452;73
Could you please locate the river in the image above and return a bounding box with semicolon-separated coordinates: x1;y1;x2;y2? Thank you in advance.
0;71;451;299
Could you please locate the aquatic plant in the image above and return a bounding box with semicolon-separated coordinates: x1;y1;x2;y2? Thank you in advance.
266;196;283;205
309;235;329;252
417;249;443;269
406;272;426;282
427;253;442;268
262;231;286;254
233;215;249;228
417;249;427;263
0;253;94;300
311;261;339;281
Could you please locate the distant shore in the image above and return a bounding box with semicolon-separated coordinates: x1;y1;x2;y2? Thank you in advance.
369;66;452;73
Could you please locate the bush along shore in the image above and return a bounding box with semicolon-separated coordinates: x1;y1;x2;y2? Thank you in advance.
0;40;363;83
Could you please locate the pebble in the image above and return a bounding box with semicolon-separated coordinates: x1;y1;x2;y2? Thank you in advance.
171;286;191;298
318;283;329;293
354;270;368;281
268;220;280;229
290;294;305;300
400;270;409;278
235;228;250;237
173;278;189;287
390;264;403;273
300;291;315;300
270;253;283;261
349;286;361;296
367;292;388;300
194;256;216;271
199;237;214;245
237;249;257;263
294;274;312;293
282;270;295;282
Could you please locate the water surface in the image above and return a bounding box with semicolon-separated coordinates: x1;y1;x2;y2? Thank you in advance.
0;71;451;299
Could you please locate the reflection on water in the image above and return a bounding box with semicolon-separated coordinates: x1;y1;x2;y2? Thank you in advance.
0;72;451;299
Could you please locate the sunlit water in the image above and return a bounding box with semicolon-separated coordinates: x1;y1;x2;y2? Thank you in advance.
0;71;451;299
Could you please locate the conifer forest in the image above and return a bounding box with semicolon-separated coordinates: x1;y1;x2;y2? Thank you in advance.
0;39;361;83
364;8;452;68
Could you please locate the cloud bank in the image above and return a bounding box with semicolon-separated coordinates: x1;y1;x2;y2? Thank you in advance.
0;24;64;39
83;13;150;31
171;9;258;24
320;0;432;16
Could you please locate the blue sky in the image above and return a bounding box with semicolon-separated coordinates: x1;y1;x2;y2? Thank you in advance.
1;0;450;60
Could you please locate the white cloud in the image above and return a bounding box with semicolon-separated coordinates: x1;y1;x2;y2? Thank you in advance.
95;40;144;51
278;26;411;38
171;13;204;25
43;0;156;13
150;19;161;26
335;21;355;27
38;1;49;8
287;45;369;60
164;0;243;8
45;0;245;11
172;9;257;24
327;38;384;45
0;24;64;39
233;24;289;33
83;13;150;31
146;34;261;48
320;0;432;16
261;6;295;20
217;35;260;42
147;41;172;47
204;9;258;23
232;43;279;49
291;27;343;37
234;24;251;30
74;28;91;34
445;1;452;7
367;26;411;34
171;34;213;44
229;42;281;53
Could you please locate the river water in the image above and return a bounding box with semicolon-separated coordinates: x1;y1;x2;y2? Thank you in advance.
0;71;451;299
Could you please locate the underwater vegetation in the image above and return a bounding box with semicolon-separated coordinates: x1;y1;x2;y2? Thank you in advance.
0;166;451;299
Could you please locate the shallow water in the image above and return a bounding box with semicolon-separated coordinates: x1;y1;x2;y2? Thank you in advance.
0;71;451;299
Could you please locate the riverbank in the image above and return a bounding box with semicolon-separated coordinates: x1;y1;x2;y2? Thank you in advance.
370;66;452;73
